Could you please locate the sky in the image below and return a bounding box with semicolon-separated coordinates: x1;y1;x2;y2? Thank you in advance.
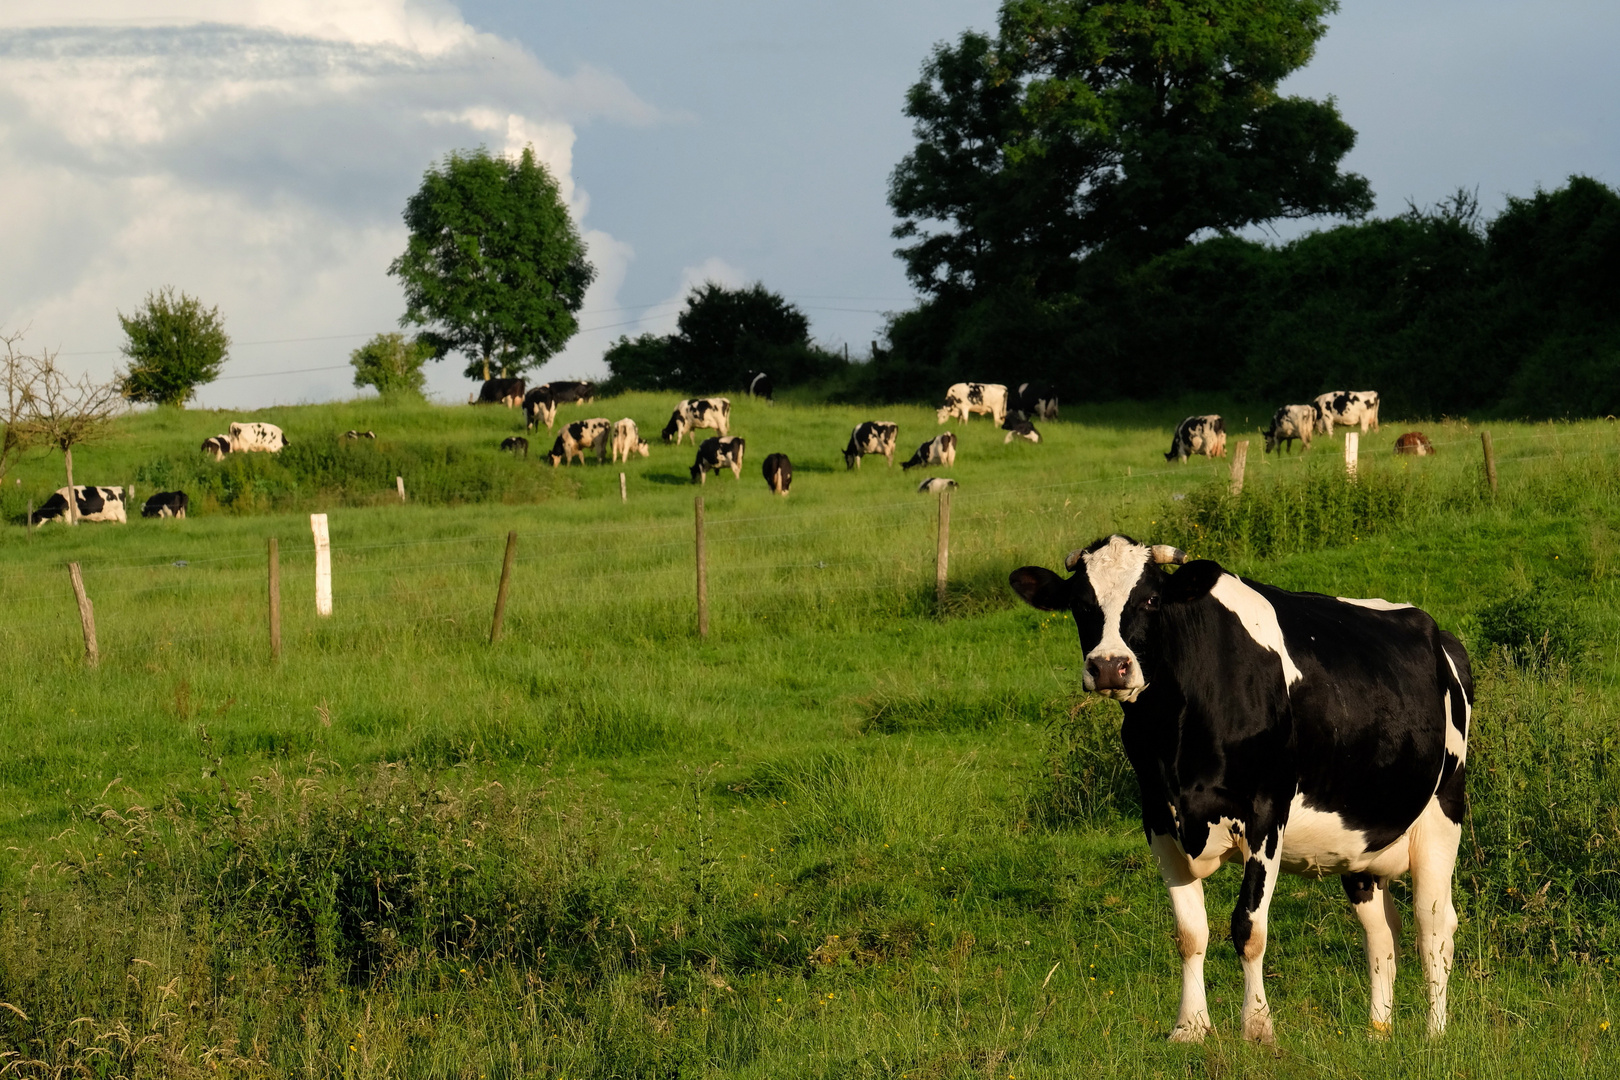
0;1;1615;408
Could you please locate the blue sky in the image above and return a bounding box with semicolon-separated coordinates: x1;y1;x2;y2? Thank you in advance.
0;1;1614;408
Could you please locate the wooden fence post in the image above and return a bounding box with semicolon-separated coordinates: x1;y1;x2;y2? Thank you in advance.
1344;431;1359;480
695;496;709;640
1229;439;1250;496
67;562;98;667
620;472;627;503
489;530;518;644
936;487;952;609
268;537;281;661
1481;431;1498;495
396;476;406;503
127;482;135;517
26;498;32;534
310;513;332;617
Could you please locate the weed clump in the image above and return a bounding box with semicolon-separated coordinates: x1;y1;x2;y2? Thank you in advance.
1027;697;1138;827
1472;586;1590;670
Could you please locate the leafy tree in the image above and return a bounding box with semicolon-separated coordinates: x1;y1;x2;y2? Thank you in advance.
602;333;677;392
390;146;595;382
350;332;432;397
117;286;230;405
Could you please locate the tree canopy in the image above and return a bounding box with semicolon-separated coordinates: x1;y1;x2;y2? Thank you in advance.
117;287;230;406
350;332;431;397
390;146;595;381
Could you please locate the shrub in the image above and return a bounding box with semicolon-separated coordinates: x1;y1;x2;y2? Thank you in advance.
1472;585;1590;670
1026;696;1138;827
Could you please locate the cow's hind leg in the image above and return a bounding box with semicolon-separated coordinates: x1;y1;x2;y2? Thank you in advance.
1149;835;1213;1042
1231;833;1285;1043
1411;800;1462;1035
1343;872;1400;1035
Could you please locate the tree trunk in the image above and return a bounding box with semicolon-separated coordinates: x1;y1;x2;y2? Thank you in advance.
64;444;76;526
482;353;490;382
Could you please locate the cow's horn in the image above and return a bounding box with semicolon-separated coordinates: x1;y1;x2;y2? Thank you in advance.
1151;545;1187;565
1062;549;1086;572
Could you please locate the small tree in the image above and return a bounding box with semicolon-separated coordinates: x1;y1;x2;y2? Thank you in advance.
117;287;231;405
0;329;35;487
350;332;431;397
16;351;124;524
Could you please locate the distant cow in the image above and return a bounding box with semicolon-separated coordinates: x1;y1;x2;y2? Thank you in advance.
916;477;957;495
937;382;1009;426
201;435;231;461
747;371;774;402
228;422;288;453
1002;416;1042;444
522;388;559;432
661;398;731;444
1165;415;1227;463
538;380;595;405
691;436;746;484
763;452;792;495
902;432;957;471
1013;382;1059;421
476;378;526;408
844;421;899;469
500;436;529;458
32;486;126;525
1395;431;1436;456
1314;390;1381;436
610;418;650;463
141;491;189;519
343;430;376;440
547;418;612;467
1263;405;1318;455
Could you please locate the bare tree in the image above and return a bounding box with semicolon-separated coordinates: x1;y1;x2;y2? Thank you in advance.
14;348;124;525
0;329;35;487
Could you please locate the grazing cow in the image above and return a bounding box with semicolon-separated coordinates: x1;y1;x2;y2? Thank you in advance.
200;435;231;461
476;378;526;408
1395;431;1436;456
1010;536;1472;1043
691;436;746;483
1165;415;1226;463
1262;405;1318;455
610;418;650;463
546;418;613;467
1314;390;1381;436
661;398;732;444
522;388;559;432
343;430;376;440
141;491;189;519
228;422;288;453
902;432;957;471
844;421;899;469
1014;382;1059;421
500;436;529;458
937;382;1009;426
762;452;792;495
746;371;774;402
916;477;957;495
32;486;126;525
538;380;596;404
1002;416;1042;444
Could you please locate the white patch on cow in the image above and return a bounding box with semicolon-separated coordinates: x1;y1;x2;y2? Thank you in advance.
1279;794;1381;877
1208;575;1304;688
1184;815;1250;876
1335;597;1414;611
1080;537;1151;697
1441;651;1471;761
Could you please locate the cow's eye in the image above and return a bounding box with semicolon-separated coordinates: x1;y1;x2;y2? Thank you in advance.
1142;595;1159;611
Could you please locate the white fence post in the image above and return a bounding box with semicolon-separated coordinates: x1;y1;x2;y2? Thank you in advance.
310;513;333;617
1345;431;1359;480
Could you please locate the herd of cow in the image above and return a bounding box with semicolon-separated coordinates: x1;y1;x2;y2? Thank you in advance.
1167;389;1432;464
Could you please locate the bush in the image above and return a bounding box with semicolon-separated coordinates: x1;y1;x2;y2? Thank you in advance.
1472;586;1590;670
1026;696;1138;827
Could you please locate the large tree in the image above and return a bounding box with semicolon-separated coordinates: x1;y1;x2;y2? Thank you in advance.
390;146;595;382
890;0;1374;297
117;286;230;405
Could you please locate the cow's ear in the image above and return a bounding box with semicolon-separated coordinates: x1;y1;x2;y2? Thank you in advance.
1160;559;1222;604
1009;566;1069;611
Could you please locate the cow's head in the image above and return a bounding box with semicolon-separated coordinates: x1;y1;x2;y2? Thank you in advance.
936;404;954;424
636;439;650;457
1011;535;1219;702
547;436;566;466
661;411;682;442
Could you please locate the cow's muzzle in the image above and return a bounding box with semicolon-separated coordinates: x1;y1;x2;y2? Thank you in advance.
1085;654;1136;692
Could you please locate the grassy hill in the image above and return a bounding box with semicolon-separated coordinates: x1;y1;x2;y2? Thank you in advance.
0;394;1617;1077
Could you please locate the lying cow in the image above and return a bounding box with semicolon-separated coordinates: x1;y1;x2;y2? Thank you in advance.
746;371;774;402
916;477;957;495
1263;404;1318;454
762;452;792;495
1165;415;1226;463
475;378;526;408
343;430;376;440
1314;390;1381;436
902;432;957;471
610;418;650;463
201;435;231;461
937;382;1008;426
691;436;746;483
1013;381;1059;421
32;486;126;525
141;491;189;519
1002;416;1041;443
662;398;731;444
1011;536;1471;1043
844;421;899;469
500;436;529;458
547;418;612;467
1395;431;1436;456
228;422;288;453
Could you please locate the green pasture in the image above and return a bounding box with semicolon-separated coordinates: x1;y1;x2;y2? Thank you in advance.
1;395;1619;1077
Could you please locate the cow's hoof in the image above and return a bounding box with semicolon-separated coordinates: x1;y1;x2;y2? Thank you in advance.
1168;1021;1212;1044
1241;1014;1276;1045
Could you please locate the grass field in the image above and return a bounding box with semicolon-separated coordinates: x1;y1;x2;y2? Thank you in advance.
1;393;1619;1078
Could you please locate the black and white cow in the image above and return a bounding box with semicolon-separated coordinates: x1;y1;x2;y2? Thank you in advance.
32;486;127;525
200;435;231;461
610;418;650;463
522;388;558;432
476;378;526;408
1165;415;1226;463
916;477;957;495
762;452;792;495
500;436;529;458
1002;416;1041;443
746;371;774;402
936;382;1008;426
343;430;376;440
691;436;746;483
547;418;612;466
662;398;732;444
901;432;957;471
1313;390;1381;436
141;491;189;518
1010;536;1471;1043
1013;381;1059;421
229;422;288;453
844;421;899;469
1262;404;1318;455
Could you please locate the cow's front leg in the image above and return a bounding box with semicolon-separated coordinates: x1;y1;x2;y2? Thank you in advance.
1343;872;1400;1035
1231;830;1285;1044
1149;834;1213;1042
